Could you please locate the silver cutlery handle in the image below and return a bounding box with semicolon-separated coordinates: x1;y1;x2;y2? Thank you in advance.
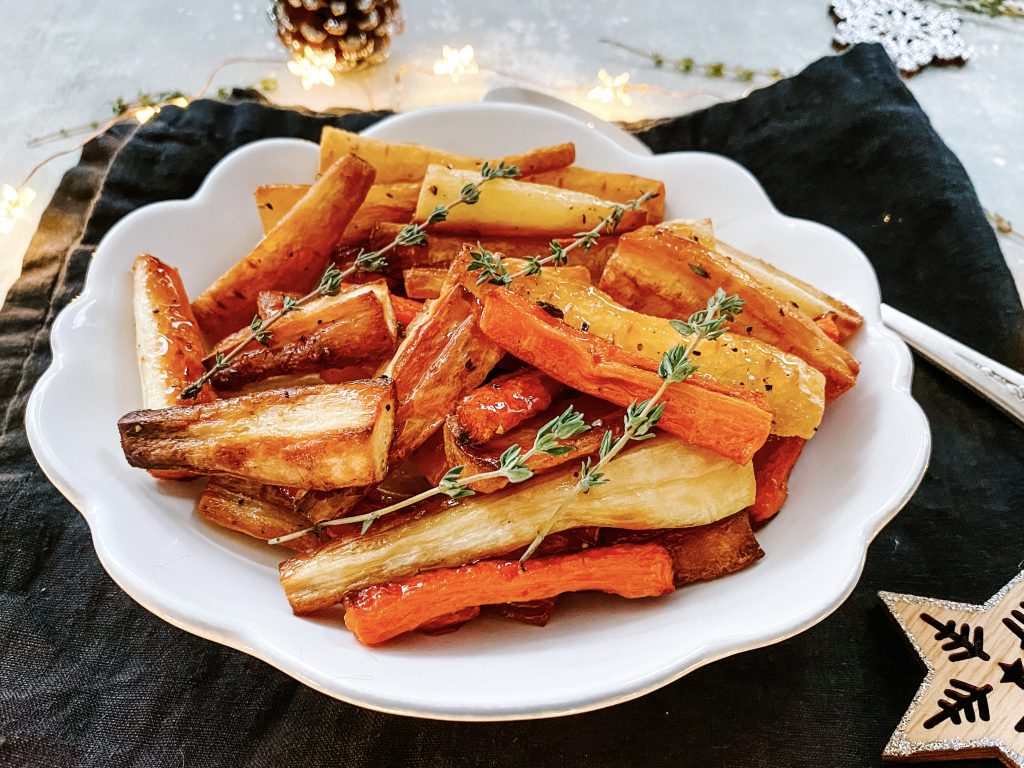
881;303;1024;428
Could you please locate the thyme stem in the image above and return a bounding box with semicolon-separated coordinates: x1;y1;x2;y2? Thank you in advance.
180;161;519;399
267;405;590;545
469;189;658;286
600;37;788;82
519;289;745;563
179;263;345;399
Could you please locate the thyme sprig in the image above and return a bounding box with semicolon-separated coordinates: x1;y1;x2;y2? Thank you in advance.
267;406;591;545
354;160;520;274
468;189;659;286
180;263;345;399
179;161;519;399
519;288;745;563
932;0;1024;18
600;38;788;82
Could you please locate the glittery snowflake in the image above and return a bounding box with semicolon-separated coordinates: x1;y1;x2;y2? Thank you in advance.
831;0;971;74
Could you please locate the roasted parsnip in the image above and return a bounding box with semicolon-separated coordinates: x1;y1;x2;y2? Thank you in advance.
525;166;666;223
600;228;859;399
478;289;773;465
414;166;647;238
132;254;214;479
369;224;618;281
192;154;376;341
198;477;322;552
208;285;398;391
255;182;419;241
319;128;575;181
253;183;307;231
279;434;755;613
715;240;863;343
252;285;420;329
119;380;396;490
601;511;764;586
381;284;505;464
456;258;825;439
660;219;862;342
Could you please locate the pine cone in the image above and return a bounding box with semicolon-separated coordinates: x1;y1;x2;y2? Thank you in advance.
272;0;403;71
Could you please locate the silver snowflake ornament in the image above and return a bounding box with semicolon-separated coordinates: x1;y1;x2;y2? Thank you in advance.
832;0;971;74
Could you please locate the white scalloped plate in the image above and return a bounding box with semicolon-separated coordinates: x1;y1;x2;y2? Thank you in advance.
26;103;930;720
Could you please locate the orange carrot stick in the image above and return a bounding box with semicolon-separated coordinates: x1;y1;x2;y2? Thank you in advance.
478;290;772;465
452;368;563;446
417;606;481;635
747;435;807;524
390;294;423;327
343;543;674;645
813;312;841;343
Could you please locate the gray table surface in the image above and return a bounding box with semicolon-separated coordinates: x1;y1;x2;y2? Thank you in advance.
1;0;1021;307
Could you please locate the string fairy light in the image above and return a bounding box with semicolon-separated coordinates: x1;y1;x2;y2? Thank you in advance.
0;184;35;236
586;69;633;106
433;44;478;83
287;45;337;90
6;42;1016;246
4;57;285;237
0;44;765;239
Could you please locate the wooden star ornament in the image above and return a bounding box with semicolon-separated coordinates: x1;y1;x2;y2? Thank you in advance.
881;570;1024;766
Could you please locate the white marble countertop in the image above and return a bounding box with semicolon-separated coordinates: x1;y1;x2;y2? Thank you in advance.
2;0;1021;307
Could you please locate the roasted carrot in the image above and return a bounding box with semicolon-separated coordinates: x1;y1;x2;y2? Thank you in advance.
452;368;564;446
390;295;423;326
813;312;841;343
342;543;674;645
478;290;772;465
444;396;619;493
490;599;556;627
746;435;807;524
417;606;481;635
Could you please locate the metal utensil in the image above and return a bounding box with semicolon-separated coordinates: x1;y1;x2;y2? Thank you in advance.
881;304;1024;428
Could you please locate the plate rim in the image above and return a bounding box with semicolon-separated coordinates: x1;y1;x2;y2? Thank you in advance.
25;102;931;720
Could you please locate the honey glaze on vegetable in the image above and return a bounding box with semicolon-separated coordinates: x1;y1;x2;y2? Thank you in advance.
341;543;676;645
132;254;213;406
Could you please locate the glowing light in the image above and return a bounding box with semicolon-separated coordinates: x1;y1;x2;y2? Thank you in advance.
433;44;478;83
169;97;190;109
287;46;337;90
134;106;159;124
0;184;36;236
586;69;632;106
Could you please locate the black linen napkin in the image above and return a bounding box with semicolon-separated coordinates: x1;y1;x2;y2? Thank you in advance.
1;44;1021;768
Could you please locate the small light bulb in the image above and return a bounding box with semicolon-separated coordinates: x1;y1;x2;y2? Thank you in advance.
0;184;36;236
287;45;337;90
433;44;478;84
586;69;632;107
135;106;159;124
